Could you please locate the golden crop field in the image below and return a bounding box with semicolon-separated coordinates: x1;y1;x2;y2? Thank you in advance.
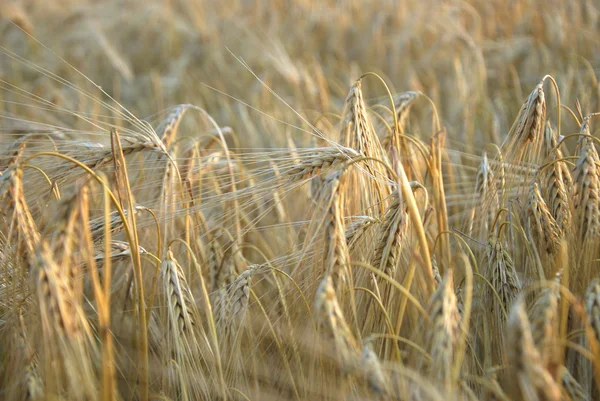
0;1;599;400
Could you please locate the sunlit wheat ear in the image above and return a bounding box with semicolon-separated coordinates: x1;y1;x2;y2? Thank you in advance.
214;242;238;291
284;146;359;184
542;121;573;189
431;255;443;287
207;230;224;293
83;137;164;171
360;343;388;395
526;181;561;261
93;240;148;265
157;104;192;150
543;122;574;232
422;273;461;391
506;297;562;401
370;189;408;278
483;239;521;363
213;267;254;343
573;117;600;240
345;215;378;251
341;79;386;159
0;2;32;34
35;240;82;336
161;249;197;334
339;79;392;216
88;207;140;243
393;91;418;133
585;278;600;344
1;133;51;170
24;356;43;401
560;365;589;401
11;317;44;401
33;240;96;400
543;163;573;237
159;249;210;399
503;80;546;167
469;152;498;238
314;274;360;373
0;166;40;254
321;171;351;286
528;277;560;367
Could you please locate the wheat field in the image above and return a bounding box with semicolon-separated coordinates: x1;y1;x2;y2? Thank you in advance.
1;1;600;400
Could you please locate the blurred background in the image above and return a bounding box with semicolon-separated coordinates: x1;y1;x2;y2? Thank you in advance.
1;0;598;151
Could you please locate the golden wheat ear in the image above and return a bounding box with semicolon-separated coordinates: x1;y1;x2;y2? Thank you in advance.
506;297;562;401
573;117;600;241
421;273;461;392
482;238;521;366
526;181;561;275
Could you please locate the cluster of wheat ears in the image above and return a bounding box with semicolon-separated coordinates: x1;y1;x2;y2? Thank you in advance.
1;1;600;401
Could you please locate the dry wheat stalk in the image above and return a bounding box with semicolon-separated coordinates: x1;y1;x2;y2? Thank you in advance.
506;297;561;401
